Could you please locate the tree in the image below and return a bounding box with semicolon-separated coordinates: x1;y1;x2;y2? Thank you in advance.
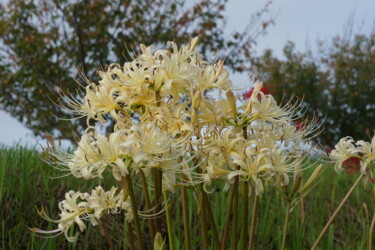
0;0;271;141
250;32;375;146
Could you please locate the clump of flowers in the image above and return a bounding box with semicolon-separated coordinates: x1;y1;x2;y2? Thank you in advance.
331;136;375;174
33;38;324;249
32;186;129;242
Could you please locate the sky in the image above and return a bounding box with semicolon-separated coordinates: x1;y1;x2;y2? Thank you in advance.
0;0;374;147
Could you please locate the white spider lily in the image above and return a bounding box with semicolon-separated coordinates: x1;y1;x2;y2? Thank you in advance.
32;187;128;242
355;135;375;172
39;38;326;244
66;131;130;180
33;191;92;242
195;61;232;91
246;92;290;124
330;137;358;172
84;186;125;219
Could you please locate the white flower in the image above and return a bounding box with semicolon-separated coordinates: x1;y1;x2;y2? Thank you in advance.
355;135;375;172
85;186;124;220
66;130;130;180
33;191;91;242
195;61;232;91
246;92;289;124
330;137;357;172
33;187;128;242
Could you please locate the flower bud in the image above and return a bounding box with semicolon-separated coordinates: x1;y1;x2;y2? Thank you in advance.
290;174;302;196
226;89;237;118
299;164;323;195
189;37;199;51
191;89;202;125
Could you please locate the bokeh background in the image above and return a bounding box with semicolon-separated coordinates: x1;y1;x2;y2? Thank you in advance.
0;0;374;147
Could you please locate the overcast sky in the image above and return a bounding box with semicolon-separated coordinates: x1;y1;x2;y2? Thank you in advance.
1;0;374;147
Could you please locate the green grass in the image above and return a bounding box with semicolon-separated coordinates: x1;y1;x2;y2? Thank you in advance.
0;145;373;249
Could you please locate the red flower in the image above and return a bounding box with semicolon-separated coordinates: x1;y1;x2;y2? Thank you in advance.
324;146;334;154
243;86;270;100
295;121;305;131
343;157;361;174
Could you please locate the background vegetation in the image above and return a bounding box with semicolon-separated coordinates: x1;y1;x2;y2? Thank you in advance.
0;0;271;142
251;32;375;146
0;0;373;146
1;0;373;147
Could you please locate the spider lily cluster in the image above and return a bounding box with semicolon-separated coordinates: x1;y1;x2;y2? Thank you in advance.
331;136;375;174
33;38;363;249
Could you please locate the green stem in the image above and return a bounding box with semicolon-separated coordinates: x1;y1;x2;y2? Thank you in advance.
202;191;220;248
127;222;135;250
242;126;248;140
241;181;249;250
300;196;305;225
330;174;337;209
124;174;144;250
281;202;291;250
181;186;191;250
221;181;237;250
368;210;375;250
140;169;156;241
121;176;134;250
197;187;209;250
231;176;239;250
248;194;259;250
152;168;162;233
163;191;175;250
241;126;249;250
311;173;364;250
157;169;163;231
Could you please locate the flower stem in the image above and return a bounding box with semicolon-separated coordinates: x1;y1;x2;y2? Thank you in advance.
311;173;364;250
241;126;249;249
121;176;134;250
124;174;145;250
127;222;136;250
248;194;259;250
163;191;175;250
202;191;220;248
197;187;209;250
152;168;162;233
300;195;305;225
221;181;237;250
281;202;291;250
157;169;163;230
368;210;375;250
241;181;249;250
231;176;239;250
140;169;156;241
181;186;191;250
98;218;114;250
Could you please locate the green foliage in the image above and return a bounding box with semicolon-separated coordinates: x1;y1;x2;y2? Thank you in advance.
0;0;270;142
250;32;375;146
1;145;373;249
